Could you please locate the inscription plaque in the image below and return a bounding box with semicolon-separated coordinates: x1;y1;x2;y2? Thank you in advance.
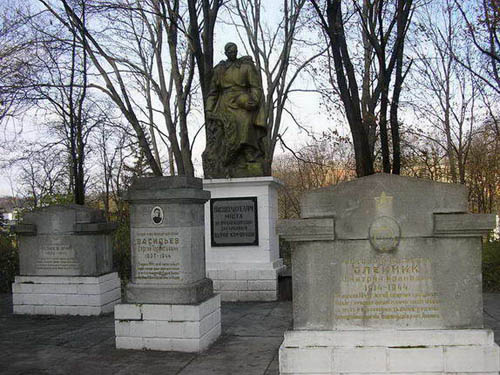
133;228;183;282
210;197;258;246
36;244;80;275
334;256;442;326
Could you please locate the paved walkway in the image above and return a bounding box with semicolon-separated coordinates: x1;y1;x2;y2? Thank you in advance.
1;294;500;375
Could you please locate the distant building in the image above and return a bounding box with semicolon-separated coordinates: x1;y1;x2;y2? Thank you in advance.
0;196;21;228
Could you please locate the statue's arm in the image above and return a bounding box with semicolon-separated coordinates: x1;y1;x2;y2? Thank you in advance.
246;62;263;104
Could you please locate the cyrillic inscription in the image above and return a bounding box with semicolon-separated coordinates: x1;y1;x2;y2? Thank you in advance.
211;197;258;246
334;257;442;324
134;230;182;281
36;244;79;274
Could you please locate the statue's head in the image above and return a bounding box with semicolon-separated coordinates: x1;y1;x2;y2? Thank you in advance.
224;42;238;62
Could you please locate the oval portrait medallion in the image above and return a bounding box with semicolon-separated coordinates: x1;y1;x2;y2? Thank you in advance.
151;206;164;225
369;216;400;252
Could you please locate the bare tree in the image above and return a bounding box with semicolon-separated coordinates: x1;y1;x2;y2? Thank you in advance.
274;130;355;218
410;0;480;184
310;0;415;176
454;0;500;95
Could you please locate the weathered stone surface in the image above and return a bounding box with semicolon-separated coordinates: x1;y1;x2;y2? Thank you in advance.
15;205;114;276
278;173;499;374
434;213;496;235
125;176;213;305
292;237;483;330
126;278;214;304
277;218;334;242
126;176;209;202
300;173;467;239
203;177;285;301
279;173;495;331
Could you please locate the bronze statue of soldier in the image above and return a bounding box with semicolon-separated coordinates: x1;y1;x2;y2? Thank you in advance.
202;42;268;178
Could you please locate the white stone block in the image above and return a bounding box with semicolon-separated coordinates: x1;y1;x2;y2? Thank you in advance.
387;347;444;372
171;304;197;321
13;305;34;314
115;304;142;320
213;269;236;280
143;338;172;351
33;283;78;294
182;322;201;339
116;336;144;350
87;294;102;306
200;309;221;337
199;294;221;319
333;347;386;373
115;321;130;337
142;304;172;321
279;347;332;374
219;280;248;291
66;294;89;306
34;305;56;315
170;338;200;352
238;290;276;301
114;297;221;353
219;291;239;301
247;269;277;280
199;322;222;351
12;273;120;316
12;293;24;305
99;272;117;283
445;345;500;372
77;283;100;294
12;283;33;293
129;321;156;338
283;329;495;348
156;321;183;337
99;288;120;305
247;280;277;291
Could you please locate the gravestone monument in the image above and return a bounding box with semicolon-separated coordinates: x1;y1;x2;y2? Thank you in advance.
278;174;499;374
12;205;120;315
204;177;284;301
114;177;221;352
202;42;284;301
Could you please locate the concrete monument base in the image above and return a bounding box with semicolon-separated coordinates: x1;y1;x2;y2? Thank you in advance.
114;294;221;352
204;177;285;301
279;329;500;374
12;272;121;316
206;259;284;301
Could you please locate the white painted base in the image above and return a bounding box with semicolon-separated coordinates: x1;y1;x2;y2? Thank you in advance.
207;259;284;301
114;294;221;352
12;272;121;316
279;329;500;374
204;177;285;301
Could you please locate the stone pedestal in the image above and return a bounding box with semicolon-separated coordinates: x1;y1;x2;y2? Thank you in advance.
115;294;221;352
203;177;285;301
115;177;221;352
278;174;499;374
12;205;119;315
280;330;500;374
13;272;120;316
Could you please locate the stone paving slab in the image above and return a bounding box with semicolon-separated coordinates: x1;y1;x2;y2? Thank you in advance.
1;294;500;374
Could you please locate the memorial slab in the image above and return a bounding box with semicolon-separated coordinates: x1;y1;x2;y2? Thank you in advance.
12;205;120;315
204;177;285;301
115;176;221;352
278;173;498;374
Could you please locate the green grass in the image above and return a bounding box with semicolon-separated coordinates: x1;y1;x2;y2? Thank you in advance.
483;241;500;292
0;233;18;292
